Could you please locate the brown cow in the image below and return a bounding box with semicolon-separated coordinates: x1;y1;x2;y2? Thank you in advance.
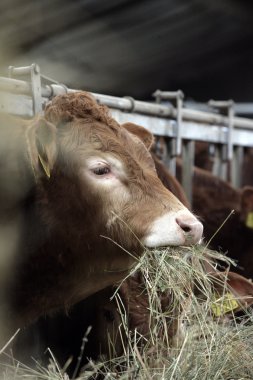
148;156;253;279
173;162;253;279
147;147;253;279
10;151;253;378
191;142;253;188
11;148;193;371
0;92;203;344
136;153;253;279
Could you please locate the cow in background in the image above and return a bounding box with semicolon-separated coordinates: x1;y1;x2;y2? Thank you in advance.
173;161;253;279
192;168;253;279
193;142;253;188
152;136;253;278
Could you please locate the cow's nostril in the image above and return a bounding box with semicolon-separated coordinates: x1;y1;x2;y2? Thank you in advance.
176;215;203;244
176;217;192;233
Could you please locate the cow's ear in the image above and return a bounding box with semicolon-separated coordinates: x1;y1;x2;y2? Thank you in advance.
26;116;57;179
226;271;253;308
121;122;154;150
240;186;253;229
211;271;253;312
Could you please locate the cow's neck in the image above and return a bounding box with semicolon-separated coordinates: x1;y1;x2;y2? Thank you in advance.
8;216;136;330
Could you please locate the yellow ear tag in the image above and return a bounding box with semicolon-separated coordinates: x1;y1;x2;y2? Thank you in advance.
211;292;239;317
38;153;51;179
246;212;253;229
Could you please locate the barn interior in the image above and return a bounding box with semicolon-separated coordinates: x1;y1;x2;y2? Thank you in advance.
1;1;253;379
1;0;253;103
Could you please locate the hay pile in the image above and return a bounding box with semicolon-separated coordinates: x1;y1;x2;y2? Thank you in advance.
1;245;253;380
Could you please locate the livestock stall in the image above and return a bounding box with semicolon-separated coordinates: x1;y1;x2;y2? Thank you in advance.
1;63;253;379
1;63;253;204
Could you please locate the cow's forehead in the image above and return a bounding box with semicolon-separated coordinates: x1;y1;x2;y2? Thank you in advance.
95;125;155;169
44;91;153;166
59;118;154;168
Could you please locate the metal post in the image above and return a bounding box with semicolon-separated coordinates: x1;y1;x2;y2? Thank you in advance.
8;63;42;115
231;146;244;188
208;100;234;183
227;103;234;161
212;145;228;181
182;140;195;205
153;90;194;203
153;89;184;155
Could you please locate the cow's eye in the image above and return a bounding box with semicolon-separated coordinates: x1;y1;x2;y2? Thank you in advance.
93;166;111;176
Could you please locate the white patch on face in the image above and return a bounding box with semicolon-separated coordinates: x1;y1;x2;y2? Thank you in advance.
84;154;130;201
86;156;127;182
142;212;185;247
142;209;203;247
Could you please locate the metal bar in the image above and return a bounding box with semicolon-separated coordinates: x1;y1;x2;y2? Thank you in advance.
212;145;227;181
208;99;235;161
112;110;253;147
227;104;234;161
185;101;253;116
234;103;253;115
231;146;244;188
208;100;233;109
0;92;33;117
1;76;253;130
9;63;43;115
9;64;40;77
1;93;253;147
153;89;184;100
153;89;184;155
1;64;253;205
182;109;253;130
220;145;228;181
181;140;195;205
30;64;42;114
208;99;236;183
164;139;177;176
176;95;183;155
93;92;171;117
0;77;32;96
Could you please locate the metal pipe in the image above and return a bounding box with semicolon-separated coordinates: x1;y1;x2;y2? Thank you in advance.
1;76;253;130
9;63;40;77
208;99;235;161
152;89;184;101
0;77;32;96
208;99;234;109
92;92;171;117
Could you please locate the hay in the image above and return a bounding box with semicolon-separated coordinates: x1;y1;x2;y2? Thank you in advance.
79;246;253;379
1;245;253;380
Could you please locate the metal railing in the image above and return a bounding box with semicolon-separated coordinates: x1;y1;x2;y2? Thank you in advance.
0;63;253;203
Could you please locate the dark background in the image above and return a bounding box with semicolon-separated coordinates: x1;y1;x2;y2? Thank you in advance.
1;0;253;101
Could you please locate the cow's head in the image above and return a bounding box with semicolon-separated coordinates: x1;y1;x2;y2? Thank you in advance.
28;92;203;250
25;92;203;299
